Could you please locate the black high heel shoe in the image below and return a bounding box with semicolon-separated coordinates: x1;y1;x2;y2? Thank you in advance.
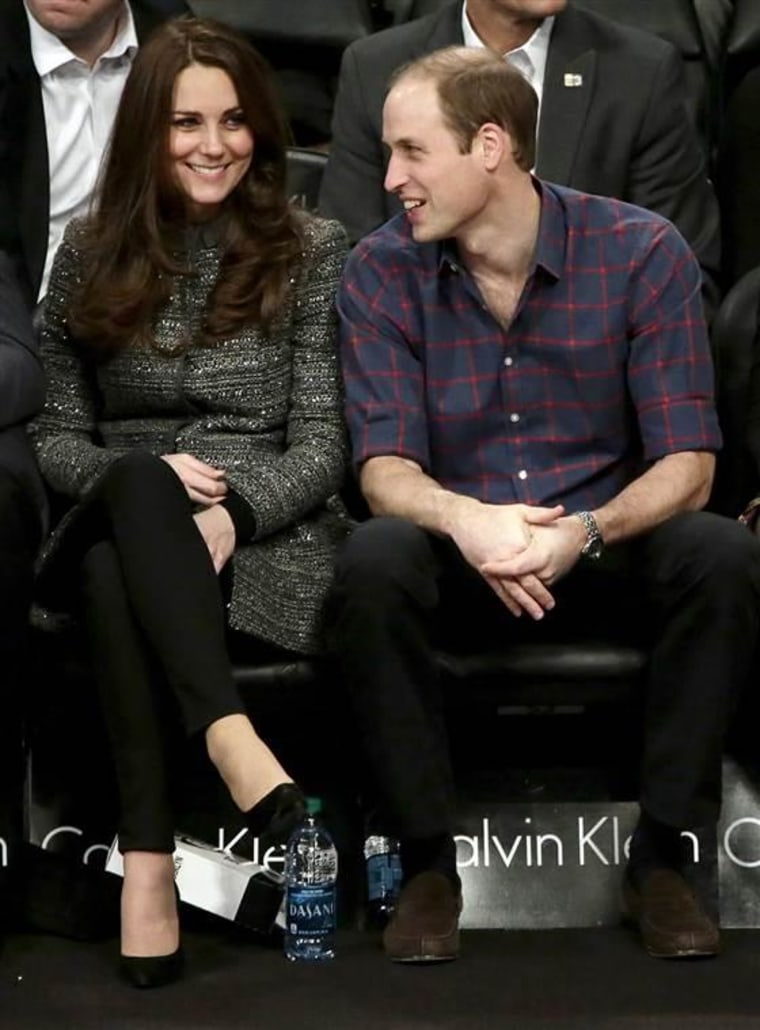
120;884;184;989
120;947;184;989
245;783;307;851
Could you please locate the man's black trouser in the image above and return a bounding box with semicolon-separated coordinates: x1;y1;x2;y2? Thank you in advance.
329;512;760;844
0;468;41;904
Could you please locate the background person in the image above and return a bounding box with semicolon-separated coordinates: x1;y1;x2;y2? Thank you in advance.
31;16;348;987
320;0;721;313
0;0;188;308
0;253;46;956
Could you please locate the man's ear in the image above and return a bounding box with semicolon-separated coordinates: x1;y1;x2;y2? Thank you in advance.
476;123;507;170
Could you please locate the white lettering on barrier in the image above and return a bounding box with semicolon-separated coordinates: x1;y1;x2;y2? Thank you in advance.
455;819;565;869
537;834;563;866
41;825;83;850
83;843;110;865
218;826;247;856
681;831;700;864
578;817;611;866
723;818;760;868
216;827;286;870
28;815;736;873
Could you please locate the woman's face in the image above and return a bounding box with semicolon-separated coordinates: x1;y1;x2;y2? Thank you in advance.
168;63;254;222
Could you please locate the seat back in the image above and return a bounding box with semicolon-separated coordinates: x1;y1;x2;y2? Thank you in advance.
724;0;760;98
709;266;760;517
286;148;328;212
188;0;374;50
187;0;375;144
716;65;760;287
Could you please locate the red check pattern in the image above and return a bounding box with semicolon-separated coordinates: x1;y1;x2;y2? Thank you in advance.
337;181;720;511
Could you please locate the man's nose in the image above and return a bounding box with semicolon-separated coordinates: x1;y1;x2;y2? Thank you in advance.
384;153;407;195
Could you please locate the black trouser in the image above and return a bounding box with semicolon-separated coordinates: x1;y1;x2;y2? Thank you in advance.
329;512;760;848
0;469;41;900
77;452;245;854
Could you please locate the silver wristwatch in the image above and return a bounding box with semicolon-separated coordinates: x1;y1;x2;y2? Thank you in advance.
574;510;604;560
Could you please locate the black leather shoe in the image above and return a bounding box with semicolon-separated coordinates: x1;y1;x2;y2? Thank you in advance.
120;947;184;988
383;871;462;963
245;783;307;851
623;868;720;958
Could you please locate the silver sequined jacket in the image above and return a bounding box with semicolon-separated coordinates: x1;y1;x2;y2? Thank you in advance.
31;213;350;654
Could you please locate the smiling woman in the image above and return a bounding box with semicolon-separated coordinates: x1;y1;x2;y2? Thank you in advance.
169;64;254;222
29;15;348;990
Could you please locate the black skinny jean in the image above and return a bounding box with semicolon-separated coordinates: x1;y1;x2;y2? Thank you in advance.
77;452;245;854
329;512;760;846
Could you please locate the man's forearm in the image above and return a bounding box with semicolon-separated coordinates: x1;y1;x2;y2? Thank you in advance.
360;455;477;536
593;451;715;546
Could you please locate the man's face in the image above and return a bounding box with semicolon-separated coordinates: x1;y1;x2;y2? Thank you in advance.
382;76;491;243
466;0;567;22
25;0;124;41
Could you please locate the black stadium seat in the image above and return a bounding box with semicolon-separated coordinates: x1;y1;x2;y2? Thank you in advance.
286;148;328;212
187;0;375;143
710;266;760;518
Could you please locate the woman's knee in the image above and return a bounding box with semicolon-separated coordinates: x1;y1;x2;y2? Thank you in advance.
98;451;179;506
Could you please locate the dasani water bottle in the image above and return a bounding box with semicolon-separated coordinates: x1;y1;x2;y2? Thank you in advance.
284;797;338;961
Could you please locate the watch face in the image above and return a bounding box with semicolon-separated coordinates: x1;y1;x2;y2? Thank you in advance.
584;535;604;560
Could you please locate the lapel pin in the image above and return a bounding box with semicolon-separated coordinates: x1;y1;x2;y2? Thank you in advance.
564;73;583;87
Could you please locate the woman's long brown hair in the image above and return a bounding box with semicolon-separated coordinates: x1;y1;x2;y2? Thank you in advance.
68;17;304;354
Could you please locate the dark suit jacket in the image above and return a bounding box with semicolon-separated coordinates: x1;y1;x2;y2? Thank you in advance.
320;1;720;307
0;251;46;534
719;65;760;286
0;0;188;307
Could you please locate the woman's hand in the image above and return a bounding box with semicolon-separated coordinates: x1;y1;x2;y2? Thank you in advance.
162;453;227;505
193;505;236;574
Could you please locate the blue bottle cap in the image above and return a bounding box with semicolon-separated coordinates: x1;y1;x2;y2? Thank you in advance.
306;797;322;816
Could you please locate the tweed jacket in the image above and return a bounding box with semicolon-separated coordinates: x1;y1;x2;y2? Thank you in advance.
31;213;350;655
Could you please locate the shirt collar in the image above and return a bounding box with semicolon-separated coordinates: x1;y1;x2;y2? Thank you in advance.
461;2;554;86
24;1;137;76
437;177;565;282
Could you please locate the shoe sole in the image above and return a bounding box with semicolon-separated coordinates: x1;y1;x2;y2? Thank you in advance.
388;953;458;964
644;943;719;959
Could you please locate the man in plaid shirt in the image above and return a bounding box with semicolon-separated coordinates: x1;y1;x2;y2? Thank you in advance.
331;47;760;964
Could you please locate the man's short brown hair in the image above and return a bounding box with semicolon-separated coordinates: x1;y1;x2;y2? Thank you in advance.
390;46;538;170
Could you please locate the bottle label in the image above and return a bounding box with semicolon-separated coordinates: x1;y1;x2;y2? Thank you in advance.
286;885;336;937
367;854;394;901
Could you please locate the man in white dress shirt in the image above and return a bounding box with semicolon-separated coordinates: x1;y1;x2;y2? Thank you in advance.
319;0;721;310
0;0;187;307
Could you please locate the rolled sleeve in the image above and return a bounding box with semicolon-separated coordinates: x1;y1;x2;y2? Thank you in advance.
627;223;722;461
337;240;430;472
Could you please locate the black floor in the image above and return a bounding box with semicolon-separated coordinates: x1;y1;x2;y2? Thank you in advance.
3;924;760;1029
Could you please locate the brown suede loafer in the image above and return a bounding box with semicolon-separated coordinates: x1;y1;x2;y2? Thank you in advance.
382;871;462;963
623;868;720;958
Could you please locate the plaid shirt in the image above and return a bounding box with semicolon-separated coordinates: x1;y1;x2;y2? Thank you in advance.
337;180;720;511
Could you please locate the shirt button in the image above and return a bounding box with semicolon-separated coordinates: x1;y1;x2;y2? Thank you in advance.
504;356;514;367
517;469;528;480
509;412;520;423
